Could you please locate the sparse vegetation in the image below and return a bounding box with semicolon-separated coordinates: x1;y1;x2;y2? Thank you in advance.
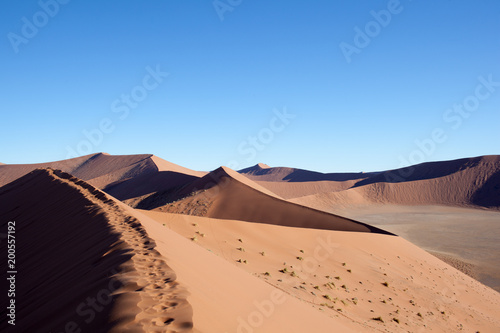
264;272;271;276
323;295;333;301
417;312;423;318
296;256;303;260
382;281;389;287
238;238;243;243
324;282;335;289
347;269;352;273
279;267;289;273
259;251;266;256
237;247;245;252
299;249;304;253
191;236;198;242
342;262;346;266
290;271;298;277
393;318;400;324
334;276;341;280
372;316;384;323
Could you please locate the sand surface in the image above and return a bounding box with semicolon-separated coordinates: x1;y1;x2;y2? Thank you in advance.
143;210;500;332
310;204;500;292
1;154;500;332
0;169;194;332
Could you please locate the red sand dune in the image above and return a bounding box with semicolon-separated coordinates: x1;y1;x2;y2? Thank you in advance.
0;153;203;197
239;162;375;182
143;210;500;333
152;166;391;234
242;155;500;210
1;153;500;332
0;169;365;332
0;169;193;332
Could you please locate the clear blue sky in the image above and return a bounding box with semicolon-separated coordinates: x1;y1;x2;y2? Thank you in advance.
1;0;499;173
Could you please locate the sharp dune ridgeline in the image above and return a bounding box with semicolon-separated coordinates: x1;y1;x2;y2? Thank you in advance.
0;168;194;332
1;153;500;332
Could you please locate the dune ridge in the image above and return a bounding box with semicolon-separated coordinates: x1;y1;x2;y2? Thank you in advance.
248;155;500;210
0;168;193;332
153;166;392;234
0;153;202;192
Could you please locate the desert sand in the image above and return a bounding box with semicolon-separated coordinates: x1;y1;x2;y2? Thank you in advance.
1;153;499;332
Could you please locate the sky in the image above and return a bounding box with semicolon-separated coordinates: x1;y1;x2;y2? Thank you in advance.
1;0;499;173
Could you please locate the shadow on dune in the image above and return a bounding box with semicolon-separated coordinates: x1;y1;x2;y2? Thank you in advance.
0;170;136;333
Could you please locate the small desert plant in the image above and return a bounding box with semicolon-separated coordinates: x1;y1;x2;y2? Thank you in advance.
238;238;243;243
299;249;304;253
382;281;389;287
372;316;384;323
347;269;352;273
259;251;266;256
263;272;271;276
334;276;341;280
324;282;335;289
393;318;400;324
191;236;198;242
417;312;423;318
314;285;321;290
279;267;288;273
237;247;245;252
296;256;303;260
290;271;298;277
341;284;347;289
323;294;333;301
342;262;346;266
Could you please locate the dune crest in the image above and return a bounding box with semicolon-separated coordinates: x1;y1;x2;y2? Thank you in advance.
0;168;193;332
153;166;391;234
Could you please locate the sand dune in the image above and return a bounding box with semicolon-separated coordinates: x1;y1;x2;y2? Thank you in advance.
251;155;500;210
0;153;202;197
152;166;391;234
1;154;500;331
143;210;500;333
253;179;357;199
0;169;364;333
0;168;194;332
239;163;376;182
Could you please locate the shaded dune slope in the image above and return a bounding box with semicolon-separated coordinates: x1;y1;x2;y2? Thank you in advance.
246;156;500;210
153;167;392;234
0;153;201;185
239;163;377;182
0;169;193;332
292;156;500;210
